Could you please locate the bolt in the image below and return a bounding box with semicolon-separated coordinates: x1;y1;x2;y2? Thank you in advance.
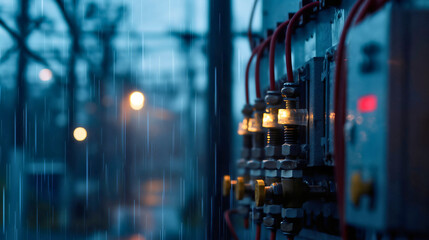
281;170;303;178
282;208;304;218
281;87;298;98
262;159;278;170
263;216;277;228
282;144;301;157
280;221;301;234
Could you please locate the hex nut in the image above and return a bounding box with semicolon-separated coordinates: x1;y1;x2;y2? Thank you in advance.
237;159;247;168
265;145;283;158
282;208;304;218
264;169;278;178
281;170;303;178
277;159;305;170
264;205;282;215
263;216;276;228
247;159;261;169
262;159;277;170
241;148;251;159
250;169;263;178
282;144;301;157
280;221;301;233
252;148;264;159
252;209;264;222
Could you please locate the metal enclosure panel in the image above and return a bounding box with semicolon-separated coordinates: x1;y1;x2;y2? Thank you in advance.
302;58;325;166
262;0;300;35
345;4;391;229
399;8;429;232
346;3;429;233
322;48;336;166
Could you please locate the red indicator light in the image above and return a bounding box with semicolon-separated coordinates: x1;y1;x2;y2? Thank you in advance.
358;94;377;113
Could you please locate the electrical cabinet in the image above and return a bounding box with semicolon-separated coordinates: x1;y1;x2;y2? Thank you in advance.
345;3;429;233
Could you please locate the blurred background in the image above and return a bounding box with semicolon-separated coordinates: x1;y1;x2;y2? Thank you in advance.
0;0;263;239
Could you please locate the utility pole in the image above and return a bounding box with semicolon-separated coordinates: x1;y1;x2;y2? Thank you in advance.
207;0;232;239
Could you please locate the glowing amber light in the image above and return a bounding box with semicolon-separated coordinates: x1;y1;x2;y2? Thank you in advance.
248;118;259;132
39;69;52;81
262;112;278;128
129;91;145;110
278;109;308;125
73;127;87;141
237;118;249;135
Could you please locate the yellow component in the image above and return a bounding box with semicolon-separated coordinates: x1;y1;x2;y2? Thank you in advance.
350;172;373;206
235;177;245;200
255;179;266;207
223;175;231;197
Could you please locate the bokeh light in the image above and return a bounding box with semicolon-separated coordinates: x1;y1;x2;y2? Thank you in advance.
39;68;53;81
73;127;87;141
129;91;145;110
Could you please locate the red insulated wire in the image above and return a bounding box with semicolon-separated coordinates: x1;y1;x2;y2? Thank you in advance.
269;20;290;91
333;0;366;240
245;46;261;104
270;230;277;240
355;0;375;24
355;0;389;24
285;1;320;83
255;36;272;98
224;209;240;240
255;223;261;240
244;217;249;229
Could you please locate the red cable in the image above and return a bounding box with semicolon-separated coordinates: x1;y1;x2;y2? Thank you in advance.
244;217;249;229
245;46;261;104
269;20;290;91
333;1;366;240
270;229;277;240
355;0;375;24
255;36;272;98
285;1;320;83
355;0;389;24
224;209;240;240
255;223;261;240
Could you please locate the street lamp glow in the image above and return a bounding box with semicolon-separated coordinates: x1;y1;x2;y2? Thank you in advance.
39;69;52;81
129;91;145;110
73;127;87;141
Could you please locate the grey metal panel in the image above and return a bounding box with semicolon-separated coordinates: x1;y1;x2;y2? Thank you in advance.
345;3;391;230
400;7;429;232
262;0;300;35
303;58;325;166
346;3;429;233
